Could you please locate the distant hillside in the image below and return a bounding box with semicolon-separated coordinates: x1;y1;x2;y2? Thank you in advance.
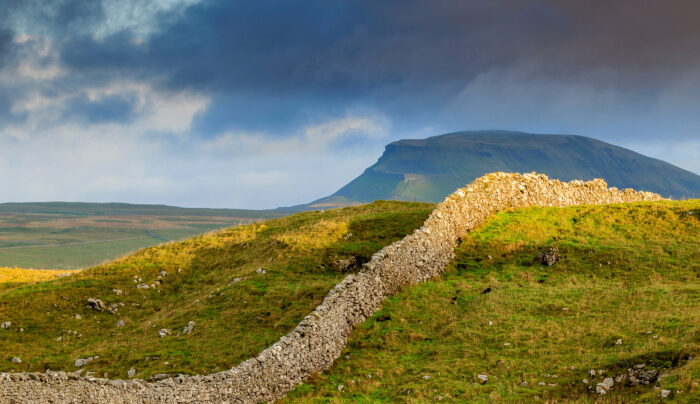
0;202;286;219
311;131;700;206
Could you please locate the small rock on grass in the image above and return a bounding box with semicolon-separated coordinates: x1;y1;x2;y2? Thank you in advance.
127;367;136;378
87;298;105;312
116;319;125;327
11;357;21;364
255;268;266;274
182;321;195;335
1;321;11;329
477;374;488;384
159;328;171;338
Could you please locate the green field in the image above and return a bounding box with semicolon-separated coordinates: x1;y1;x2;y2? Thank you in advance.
0;202;286;268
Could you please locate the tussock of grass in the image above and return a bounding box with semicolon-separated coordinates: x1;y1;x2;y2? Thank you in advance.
0;201;433;380
0;268;80;283
285;200;699;403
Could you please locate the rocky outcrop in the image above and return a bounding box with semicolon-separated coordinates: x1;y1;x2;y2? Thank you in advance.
0;173;662;403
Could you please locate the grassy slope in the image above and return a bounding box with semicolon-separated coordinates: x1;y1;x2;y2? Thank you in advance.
286;200;700;403
0;201;433;379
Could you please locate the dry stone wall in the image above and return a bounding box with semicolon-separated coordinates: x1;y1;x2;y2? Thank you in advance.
0;173;663;403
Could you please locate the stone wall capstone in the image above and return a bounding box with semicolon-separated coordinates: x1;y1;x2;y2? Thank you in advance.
0;173;663;403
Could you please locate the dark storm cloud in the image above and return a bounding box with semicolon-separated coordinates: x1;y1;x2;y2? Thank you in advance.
48;0;700;135
5;0;700;139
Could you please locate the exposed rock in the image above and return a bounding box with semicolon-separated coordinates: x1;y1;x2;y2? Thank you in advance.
86;298;105;312
333;256;357;272
0;322;10;329
229;277;243;286
127;367;136;378
627;366;658;386
158;328;171;338
477;374;488;384
596;377;614;395
11;357;21;364
150;374;170;382
116;320;125;328
74;357;96;367
537;247;561;266
255;268;266;275
112;289;122;296
615;338;622;345
74;314;81;320
182;321;195;335
136;283;150;289
660;389;671;399
107;304;119;314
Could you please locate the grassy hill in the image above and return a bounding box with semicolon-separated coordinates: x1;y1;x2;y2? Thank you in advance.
0;201;433;379
0;199;697;402
0;202;289;269
312;131;700;207
286;200;700;402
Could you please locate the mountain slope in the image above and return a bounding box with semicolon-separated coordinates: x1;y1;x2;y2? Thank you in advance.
312;131;700;206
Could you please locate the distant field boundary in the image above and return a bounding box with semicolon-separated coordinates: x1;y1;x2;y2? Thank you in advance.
0;173;663;403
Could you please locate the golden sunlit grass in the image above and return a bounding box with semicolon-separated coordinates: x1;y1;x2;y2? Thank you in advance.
0;200;433;380
0;267;80;283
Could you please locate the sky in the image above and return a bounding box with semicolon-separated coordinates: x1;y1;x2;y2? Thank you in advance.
1;0;699;209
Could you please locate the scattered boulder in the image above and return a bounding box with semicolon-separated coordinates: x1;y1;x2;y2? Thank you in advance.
182;321;195;335
136;283;150;289
87;298;105;312
477;374;488;384
660;389;671;399
112;289;122;296
159;328;171;338
11;357;21;364
74;314;81;320
228;277;243;286
255;268;266;275
127;367;136;378
596;377;614;395
1;321;10;329
116;320;125;328
626;365;658;386
107;303;119;314
537;247;561;266
74;356;97;367
333;256;357;272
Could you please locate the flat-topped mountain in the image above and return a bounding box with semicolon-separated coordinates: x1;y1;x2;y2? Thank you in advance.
311;130;700;206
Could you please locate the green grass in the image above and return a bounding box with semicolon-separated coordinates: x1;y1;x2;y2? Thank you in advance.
0;212;266;268
0;201;433;380
285;200;700;403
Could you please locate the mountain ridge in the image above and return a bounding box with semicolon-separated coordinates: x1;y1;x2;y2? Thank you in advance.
311;130;700;206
